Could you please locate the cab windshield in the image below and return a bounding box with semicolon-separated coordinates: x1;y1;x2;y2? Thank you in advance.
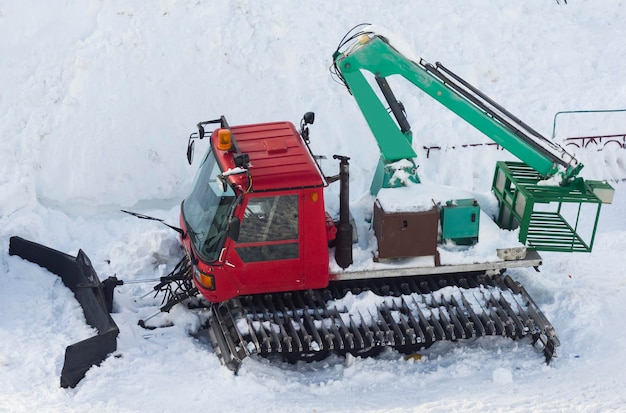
182;148;237;263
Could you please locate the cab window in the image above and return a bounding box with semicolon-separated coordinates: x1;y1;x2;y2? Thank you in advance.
236;194;299;262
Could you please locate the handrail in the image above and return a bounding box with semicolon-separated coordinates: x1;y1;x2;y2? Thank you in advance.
551;108;626;140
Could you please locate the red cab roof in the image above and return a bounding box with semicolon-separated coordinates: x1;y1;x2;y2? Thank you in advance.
213;121;325;192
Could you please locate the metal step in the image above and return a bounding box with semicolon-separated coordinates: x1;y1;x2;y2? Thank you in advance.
207;271;559;371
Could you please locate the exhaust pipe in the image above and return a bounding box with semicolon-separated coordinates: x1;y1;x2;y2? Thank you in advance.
333;155;353;269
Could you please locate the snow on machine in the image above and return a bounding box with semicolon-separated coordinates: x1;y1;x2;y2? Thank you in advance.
9;25;614;386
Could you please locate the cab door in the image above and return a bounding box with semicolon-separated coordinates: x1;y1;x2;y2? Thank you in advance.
227;192;303;293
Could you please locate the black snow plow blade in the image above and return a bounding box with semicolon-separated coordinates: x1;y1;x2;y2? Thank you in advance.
8;236;119;388
208;271;560;371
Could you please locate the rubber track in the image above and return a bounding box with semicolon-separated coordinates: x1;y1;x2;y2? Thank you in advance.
208;271;559;371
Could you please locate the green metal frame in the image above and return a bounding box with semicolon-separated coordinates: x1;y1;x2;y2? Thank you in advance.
492;161;603;252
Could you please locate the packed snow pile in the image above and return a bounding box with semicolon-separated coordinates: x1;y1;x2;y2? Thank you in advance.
2;1;626;412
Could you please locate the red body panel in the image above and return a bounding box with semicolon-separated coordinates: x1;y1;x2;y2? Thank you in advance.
216;122;325;192
181;121;331;303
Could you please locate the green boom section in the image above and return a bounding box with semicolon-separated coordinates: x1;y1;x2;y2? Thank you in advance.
336;36;560;178
340;67;417;162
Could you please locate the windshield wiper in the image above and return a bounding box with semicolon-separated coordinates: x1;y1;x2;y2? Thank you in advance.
121;210;185;237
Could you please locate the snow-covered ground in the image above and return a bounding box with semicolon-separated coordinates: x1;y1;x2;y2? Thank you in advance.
2;1;626;412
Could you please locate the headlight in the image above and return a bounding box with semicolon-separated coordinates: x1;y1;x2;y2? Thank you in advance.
193;266;215;290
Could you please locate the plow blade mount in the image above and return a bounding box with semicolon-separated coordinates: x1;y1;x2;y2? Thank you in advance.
8;236;119;388
208;271;560;371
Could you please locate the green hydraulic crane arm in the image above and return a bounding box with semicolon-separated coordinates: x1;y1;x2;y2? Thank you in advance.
332;33;582;183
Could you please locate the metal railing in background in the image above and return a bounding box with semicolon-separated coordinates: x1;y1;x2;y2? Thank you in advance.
552;108;626;151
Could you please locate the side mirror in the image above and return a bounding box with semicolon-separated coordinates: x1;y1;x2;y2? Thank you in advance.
227;216;240;241
186;139;195;165
303;111;315;125
300;111;315;143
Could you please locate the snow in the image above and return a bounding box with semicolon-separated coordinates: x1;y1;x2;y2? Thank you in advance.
2;1;626;412
325;286;528;329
